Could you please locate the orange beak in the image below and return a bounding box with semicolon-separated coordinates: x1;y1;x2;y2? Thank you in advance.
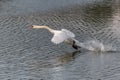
29;25;33;29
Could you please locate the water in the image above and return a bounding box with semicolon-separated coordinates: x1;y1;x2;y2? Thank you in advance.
0;0;120;80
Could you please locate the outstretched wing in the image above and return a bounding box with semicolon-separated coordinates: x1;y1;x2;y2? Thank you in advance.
61;29;75;38
51;29;75;44
51;34;65;44
51;31;70;44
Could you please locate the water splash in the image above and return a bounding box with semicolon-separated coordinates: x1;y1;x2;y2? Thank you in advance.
75;39;116;52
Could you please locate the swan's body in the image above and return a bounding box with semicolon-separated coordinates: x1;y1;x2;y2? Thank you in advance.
31;25;114;52
32;25;80;49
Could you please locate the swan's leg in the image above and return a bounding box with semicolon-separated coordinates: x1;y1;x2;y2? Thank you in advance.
72;40;81;50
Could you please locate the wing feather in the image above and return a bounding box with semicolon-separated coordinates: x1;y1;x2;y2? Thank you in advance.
62;29;75;38
51;31;68;44
51;29;75;44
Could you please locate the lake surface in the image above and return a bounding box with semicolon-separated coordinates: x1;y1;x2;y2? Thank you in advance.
0;0;120;80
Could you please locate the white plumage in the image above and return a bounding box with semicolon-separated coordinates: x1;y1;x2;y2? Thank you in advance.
51;29;75;44
31;25;77;49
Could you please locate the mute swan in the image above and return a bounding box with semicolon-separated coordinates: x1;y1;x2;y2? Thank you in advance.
31;25;81;50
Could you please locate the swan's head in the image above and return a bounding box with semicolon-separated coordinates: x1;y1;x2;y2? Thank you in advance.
31;25;48;29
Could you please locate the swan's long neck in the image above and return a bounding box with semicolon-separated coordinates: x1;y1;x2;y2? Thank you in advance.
32;25;55;33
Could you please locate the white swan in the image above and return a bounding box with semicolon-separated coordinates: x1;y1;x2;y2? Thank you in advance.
31;25;81;49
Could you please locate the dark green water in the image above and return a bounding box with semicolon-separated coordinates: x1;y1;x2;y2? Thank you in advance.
0;0;120;80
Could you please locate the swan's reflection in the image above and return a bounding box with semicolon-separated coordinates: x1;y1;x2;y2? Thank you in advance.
25;50;81;69
49;50;80;80
53;50;81;66
50;50;80;65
